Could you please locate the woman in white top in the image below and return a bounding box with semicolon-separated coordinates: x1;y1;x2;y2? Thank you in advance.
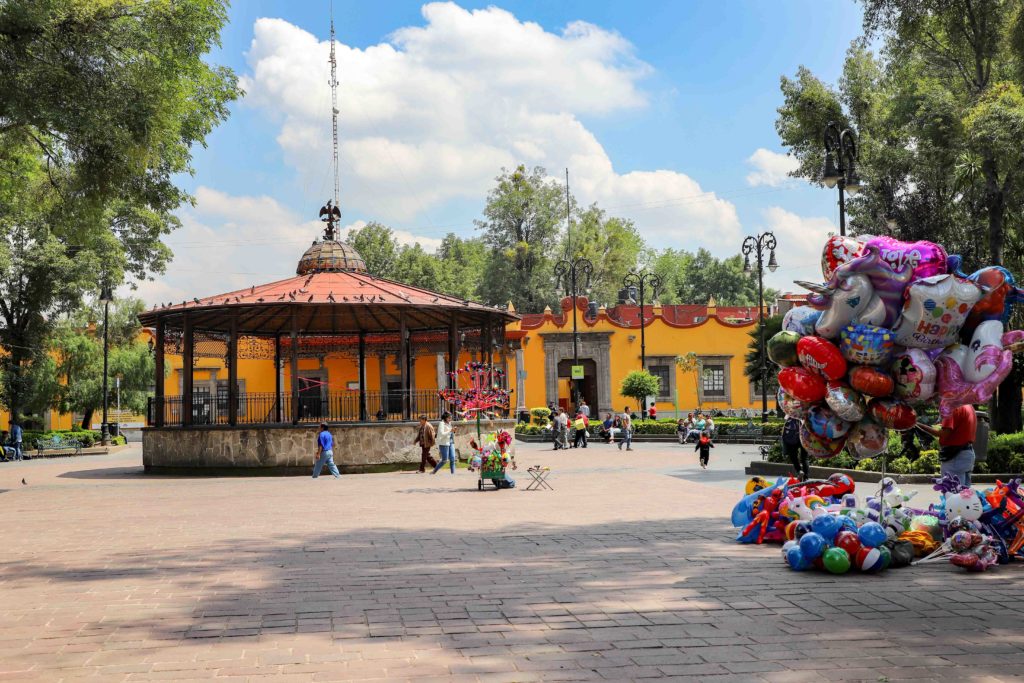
431;411;457;474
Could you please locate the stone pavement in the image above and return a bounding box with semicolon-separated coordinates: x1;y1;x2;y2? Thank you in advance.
0;440;1021;682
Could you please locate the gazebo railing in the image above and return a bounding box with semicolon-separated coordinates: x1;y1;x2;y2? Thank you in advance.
147;390;457;426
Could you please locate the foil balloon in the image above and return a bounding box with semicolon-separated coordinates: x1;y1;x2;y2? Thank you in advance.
777;387;812;419
799;423;847;459
796;336;847;381
782;305;821;336
796;273;886;339
891;348;936;403
806;404;853;440
849;366;895;398
868;398;917;431
808;244;933;327
846;417;888;460
891;274;985;349
863;236;948;281
839;324;895;366
821;235;865;280
934;324;1024;417
778;367;827;403
825;382;866;422
767;330;801;367
965;266;1024;329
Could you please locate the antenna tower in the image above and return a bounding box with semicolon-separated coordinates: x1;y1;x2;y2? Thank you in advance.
329;4;340;209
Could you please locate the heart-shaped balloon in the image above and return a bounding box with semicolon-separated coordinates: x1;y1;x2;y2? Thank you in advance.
797;336;847;381
869;398;917;431
778;367;828;403
849;366;894;398
822;235;865;280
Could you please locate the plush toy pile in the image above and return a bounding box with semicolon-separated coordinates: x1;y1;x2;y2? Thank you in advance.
732;472;1024;574
772;235;1024;460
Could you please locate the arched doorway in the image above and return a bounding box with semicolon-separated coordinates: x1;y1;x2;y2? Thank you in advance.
556;358;598;415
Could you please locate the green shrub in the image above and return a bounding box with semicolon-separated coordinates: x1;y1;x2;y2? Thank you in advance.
632;421;676;435
529;407;551;427
914;450;940;474
986;433;1024;473
818;451;858;471
856;458;877;471
514;424;546;436
887;456;914;474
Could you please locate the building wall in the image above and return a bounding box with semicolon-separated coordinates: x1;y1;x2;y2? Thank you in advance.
512;299;765;418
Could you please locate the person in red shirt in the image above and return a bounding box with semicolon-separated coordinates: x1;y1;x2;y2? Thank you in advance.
648;404;657;420
918;404;977;487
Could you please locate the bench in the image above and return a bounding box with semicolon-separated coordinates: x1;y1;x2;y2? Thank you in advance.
716;421;770;445
35;435;83;457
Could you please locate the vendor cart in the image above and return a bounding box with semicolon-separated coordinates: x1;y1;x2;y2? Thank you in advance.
478;461;506;490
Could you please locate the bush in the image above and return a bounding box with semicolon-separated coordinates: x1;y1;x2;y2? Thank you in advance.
914;450;940;474
631;421;677;435
985;432;1024;473
886;456;915;474
529;407;551;427
514;424;547;436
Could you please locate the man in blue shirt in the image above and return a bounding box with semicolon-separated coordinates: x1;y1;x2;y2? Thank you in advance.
10;420;22;461
313;422;340;478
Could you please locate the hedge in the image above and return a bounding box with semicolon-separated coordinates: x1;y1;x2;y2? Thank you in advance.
19;429;125;449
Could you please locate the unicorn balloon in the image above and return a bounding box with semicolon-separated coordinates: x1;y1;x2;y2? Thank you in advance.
796;273;886;339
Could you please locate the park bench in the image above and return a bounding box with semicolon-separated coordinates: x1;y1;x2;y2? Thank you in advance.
34;435;83;458
716;420;769;445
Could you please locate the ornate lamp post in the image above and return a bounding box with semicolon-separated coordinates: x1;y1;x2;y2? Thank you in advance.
822;121;863;237
622;269;662;375
99;283;113;446
554;255;593;409
742;232;778;423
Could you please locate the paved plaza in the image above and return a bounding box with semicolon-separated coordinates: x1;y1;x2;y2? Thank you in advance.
1;440;1022;682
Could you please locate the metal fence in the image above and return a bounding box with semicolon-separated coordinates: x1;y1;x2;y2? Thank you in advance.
148;390;454;426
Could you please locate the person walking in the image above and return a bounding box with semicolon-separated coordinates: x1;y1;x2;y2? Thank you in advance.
617;407;633;451
312;422;340;478
432;411;457;474
919;404;977;487
554;408;570;450
413;415;439;473
10;419;22;461
572;411;589;448
782;417;807;480
578;399;590;419
695;430;714;469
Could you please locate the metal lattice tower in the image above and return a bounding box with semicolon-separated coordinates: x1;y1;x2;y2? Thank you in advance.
329;7;340;210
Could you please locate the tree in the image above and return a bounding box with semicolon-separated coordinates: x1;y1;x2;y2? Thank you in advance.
477;165;566;312
644;247;773;305
676;352;706;413
345;222;400;279
620;370;660;415
436;233;487;301
0;0;239;421
51;298;155;429
744;315;783;400
564;206;642;306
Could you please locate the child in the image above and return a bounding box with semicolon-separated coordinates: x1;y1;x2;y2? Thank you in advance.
676;418;688;445
694;430;714;469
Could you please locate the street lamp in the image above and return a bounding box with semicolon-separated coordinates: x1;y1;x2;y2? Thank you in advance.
742;232;778;423
99;283;113;446
622;268;662;377
822;121;862;236
554;255;593;410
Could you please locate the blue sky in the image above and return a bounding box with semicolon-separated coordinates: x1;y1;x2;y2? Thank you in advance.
142;0;866;306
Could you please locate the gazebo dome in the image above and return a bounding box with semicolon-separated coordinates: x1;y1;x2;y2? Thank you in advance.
296;239;367;275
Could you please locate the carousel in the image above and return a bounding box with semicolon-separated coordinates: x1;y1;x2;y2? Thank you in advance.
139;206;519;473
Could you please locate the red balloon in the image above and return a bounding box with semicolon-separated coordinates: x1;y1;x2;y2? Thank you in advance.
835;530;862;558
797;336;848;380
849;366;895;397
778;367;828;403
869;398;917;431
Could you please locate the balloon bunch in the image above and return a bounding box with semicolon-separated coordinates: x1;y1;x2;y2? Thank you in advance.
438;362;512;418
775;235;1024;459
912;524;1000;572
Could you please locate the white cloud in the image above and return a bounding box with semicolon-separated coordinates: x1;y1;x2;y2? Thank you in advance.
758;206;836;292
746;148;799;187
239;2;741;247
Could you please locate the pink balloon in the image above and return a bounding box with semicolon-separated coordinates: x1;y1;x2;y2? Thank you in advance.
863;236;948;281
891;348;936;404
935;328;1024;417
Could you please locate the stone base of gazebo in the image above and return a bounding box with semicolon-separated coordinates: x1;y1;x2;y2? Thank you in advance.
142;420;517;474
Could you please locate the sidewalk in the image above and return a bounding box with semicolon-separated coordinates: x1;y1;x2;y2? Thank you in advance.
0;442;1015;681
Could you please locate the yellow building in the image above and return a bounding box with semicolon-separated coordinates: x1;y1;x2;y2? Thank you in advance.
509;296;767;418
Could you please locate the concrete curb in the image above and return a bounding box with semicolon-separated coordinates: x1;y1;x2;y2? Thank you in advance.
744;459;1019;485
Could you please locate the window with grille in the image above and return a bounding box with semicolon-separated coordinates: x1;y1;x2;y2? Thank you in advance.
649;364;671;399
702;365;726;398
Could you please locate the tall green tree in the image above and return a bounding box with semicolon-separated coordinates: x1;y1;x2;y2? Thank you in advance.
0;0;239;421
744;314;782;403
51;298;155;429
644;247;771;305
565;206;642;306
476;165;566;312
435;233;488;300
345;222;400;279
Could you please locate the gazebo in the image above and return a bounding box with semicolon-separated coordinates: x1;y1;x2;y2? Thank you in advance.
139;207;519;473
